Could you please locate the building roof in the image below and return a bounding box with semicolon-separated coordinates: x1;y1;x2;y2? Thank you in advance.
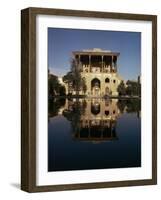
72;48;120;56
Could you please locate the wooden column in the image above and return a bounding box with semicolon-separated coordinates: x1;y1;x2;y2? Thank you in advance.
115;57;117;72
78;54;81;71
112;55;113;73
89;55;91;72
101;55;104;73
78;54;80;64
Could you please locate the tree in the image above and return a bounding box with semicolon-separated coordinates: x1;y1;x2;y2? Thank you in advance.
71;59;82;95
63;59;87;96
48;74;60;96
48;73;66;97
117;81;126;96
82;78;87;94
126;80;141;96
63;72;74;95
58;85;66;96
63;71;74;83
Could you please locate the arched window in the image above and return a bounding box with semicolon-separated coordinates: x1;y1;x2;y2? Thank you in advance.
113;79;116;83
105;78;110;83
91;103;100;115
91;78;100;88
105;110;109;116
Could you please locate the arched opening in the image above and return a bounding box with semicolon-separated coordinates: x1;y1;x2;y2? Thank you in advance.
91;101;100;115
91;78;101;96
105;87;110;95
105;110;109;116
105;77;110;83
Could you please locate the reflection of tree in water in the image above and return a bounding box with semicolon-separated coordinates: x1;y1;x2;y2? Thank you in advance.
63;99;87;134
63;100;85;119
117;99;141;115
117;100;126;113
48;98;66;118
126;99;141;113
49;98;141;141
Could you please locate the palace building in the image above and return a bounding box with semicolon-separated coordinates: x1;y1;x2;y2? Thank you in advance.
65;48;123;97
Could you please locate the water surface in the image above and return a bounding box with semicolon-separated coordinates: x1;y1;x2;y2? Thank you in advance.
48;98;141;171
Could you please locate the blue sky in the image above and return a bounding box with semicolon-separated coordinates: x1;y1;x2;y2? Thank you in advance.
48;28;141;81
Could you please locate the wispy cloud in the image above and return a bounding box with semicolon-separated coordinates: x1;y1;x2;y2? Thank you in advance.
49;67;68;77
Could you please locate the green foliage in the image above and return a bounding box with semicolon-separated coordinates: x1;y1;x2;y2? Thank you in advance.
71;59;82;94
117;80;141;97
82;78;87;94
58;85;66;96
126;80;141;96
48;74;59;95
117;81;126;96
48;73;66;97
63;59;87;95
63;71;74;83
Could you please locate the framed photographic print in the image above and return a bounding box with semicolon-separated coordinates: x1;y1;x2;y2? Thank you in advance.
21;7;157;192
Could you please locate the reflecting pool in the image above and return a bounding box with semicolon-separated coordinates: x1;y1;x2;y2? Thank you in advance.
48;98;141;171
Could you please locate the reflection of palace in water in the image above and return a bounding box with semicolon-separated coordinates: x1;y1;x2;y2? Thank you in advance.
63;98;120;142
